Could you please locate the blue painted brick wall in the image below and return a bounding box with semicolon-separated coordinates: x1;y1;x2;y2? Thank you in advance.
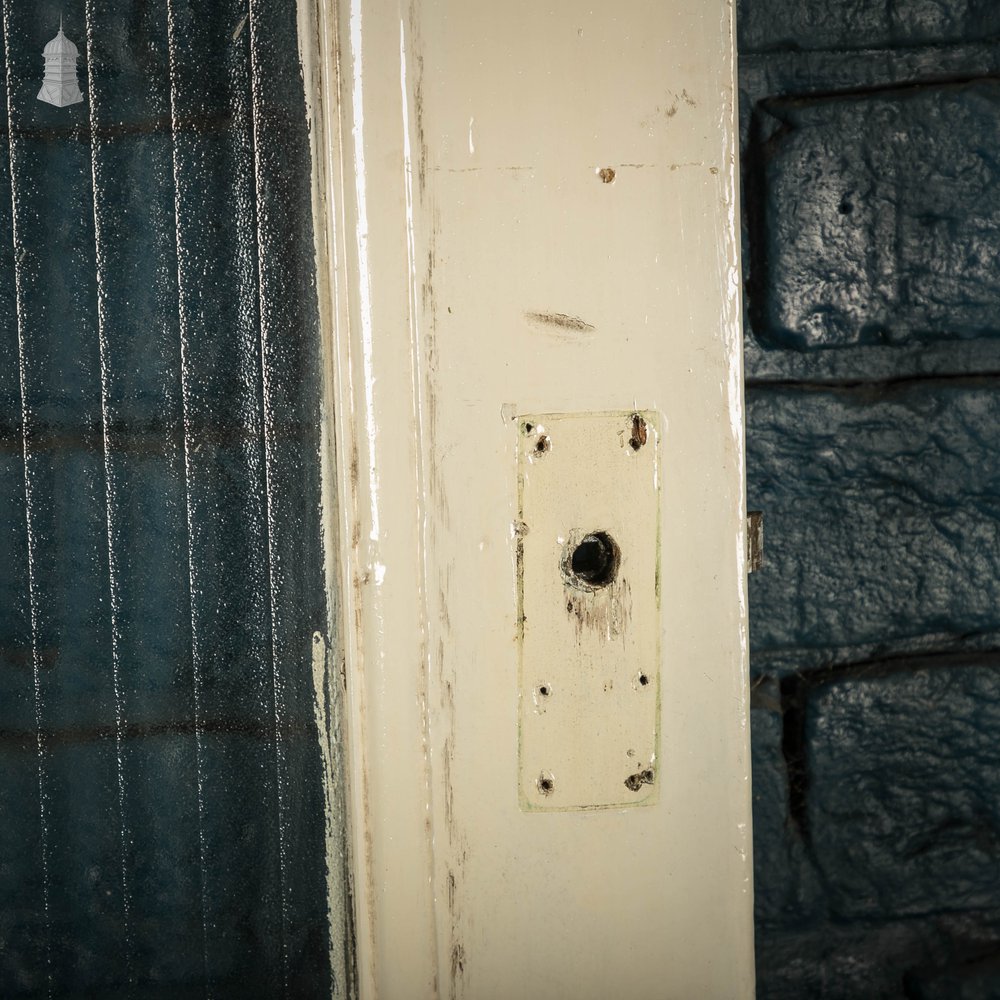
739;1;1000;996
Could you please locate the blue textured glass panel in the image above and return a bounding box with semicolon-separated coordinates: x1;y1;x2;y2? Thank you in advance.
0;1;342;996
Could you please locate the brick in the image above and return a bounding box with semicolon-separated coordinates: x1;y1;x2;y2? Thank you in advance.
748;382;1000;657
748;81;1000;350
757;913;1000;1000
757;922;922;1000
807;661;1000;920
751;696;826;927
737;0;1000;53
908;960;1000;1000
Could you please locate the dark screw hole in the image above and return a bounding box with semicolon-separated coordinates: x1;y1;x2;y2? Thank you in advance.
569;531;620;588
538;775;554;795
539;685;550;697
535;434;550;454
639;674;649;686
629;413;647;451
624;768;656;792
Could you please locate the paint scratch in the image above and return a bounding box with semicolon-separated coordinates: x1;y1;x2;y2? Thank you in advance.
525;311;595;334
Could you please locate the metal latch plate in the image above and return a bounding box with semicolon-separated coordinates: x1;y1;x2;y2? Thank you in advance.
516;411;661;811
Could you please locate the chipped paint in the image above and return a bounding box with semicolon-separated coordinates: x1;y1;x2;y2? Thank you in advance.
311;631;356;996
297;0;440;994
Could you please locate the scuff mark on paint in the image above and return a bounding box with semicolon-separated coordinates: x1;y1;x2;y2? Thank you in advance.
525;311;595;334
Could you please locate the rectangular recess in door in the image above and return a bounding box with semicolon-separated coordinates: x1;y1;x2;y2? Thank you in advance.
517;410;661;811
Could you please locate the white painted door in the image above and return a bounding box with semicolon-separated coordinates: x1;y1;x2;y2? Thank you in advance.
300;0;754;996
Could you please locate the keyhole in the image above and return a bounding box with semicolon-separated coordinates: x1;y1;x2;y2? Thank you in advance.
566;531;620;589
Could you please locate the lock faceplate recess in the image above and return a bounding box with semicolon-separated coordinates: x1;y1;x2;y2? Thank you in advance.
516;411;661;811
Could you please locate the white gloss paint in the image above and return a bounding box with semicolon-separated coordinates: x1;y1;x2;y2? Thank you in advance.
349;0;381;545
302;0;754;996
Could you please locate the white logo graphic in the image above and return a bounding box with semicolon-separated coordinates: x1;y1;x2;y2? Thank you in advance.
37;17;84;108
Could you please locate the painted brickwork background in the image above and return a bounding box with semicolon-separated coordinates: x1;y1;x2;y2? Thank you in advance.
0;3;348;997
738;2;1000;996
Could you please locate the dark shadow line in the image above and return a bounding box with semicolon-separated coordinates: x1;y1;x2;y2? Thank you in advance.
746;371;1000;393
0;715;318;748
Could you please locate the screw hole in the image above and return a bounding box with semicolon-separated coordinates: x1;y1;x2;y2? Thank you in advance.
535;434;551;455
598;166;616;184
537;773;555;795
538;685;550;697
639;673;649;687
566;531;620;589
624;768;656;792
628;413;647;451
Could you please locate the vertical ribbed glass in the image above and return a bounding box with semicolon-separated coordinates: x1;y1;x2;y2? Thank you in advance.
0;2;347;997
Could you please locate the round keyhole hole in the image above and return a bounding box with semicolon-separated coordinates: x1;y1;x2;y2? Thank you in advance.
567;531;620;589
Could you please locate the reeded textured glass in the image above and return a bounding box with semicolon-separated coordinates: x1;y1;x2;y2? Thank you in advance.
0;3;341;996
